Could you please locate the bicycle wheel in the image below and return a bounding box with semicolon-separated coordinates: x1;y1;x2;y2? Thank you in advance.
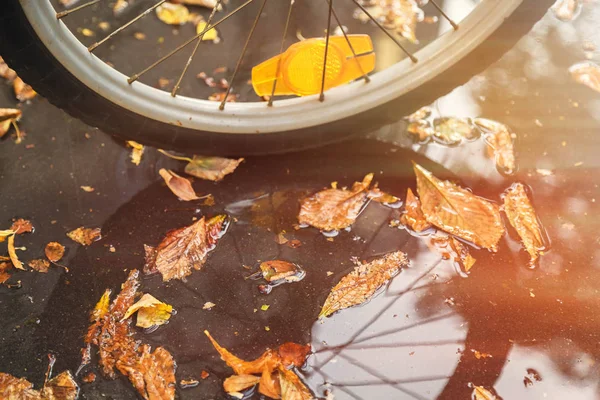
0;0;552;155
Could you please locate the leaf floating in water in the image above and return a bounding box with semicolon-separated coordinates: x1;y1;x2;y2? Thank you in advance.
185;156;244;182
259;260;305;284
279;367;313;400
400;188;431;232
551;0;582;21
123;293;174;329
45;242;65;263
0;108;21;138
28;259;50;273
474;118;516;175
81;270;176;400
569;62;600;93
159;168;208;201
407;120;434;143
406;106;432;122
471;384;499;400
319;251;408;318
67;227;102;246
13;77;37;102
368;186;401;207
432;117;481;146
145;215;227;281
503;183;545;266
414;163;505;251
298;173;373;231
156;2;190;25
127;141;144;166
205;331;312;399
448;237;476;272
428;233;476;273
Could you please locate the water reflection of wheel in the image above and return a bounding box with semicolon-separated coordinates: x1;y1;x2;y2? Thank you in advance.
1;0;552;153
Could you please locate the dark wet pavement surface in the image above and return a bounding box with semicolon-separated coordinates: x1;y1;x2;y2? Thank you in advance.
2;1;600;399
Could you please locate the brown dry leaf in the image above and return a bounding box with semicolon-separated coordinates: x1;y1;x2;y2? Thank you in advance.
145;215;227;281
159;168;207;201
279;367;313;400
28;259;51;273
223;375;261;393
275;232;289;245
156;3;190;25
400;188;431;232
472;385;499;400
259;260;304;283
127;141;145;165
503;183;545;266
184;156;244;182
0;108;22;138
448;237;476;272
7;234;25;270
319;251;408;318
0;364;79;400
122;293;173;329
45;242;65;263
414;163;505;251
569;62;600;93
277;343;311;369
82;270;176;400
205;330;277;375
11;218;33;234
407;120;433;142
432;117;480;146
474;118;516;175
298;173;373;231
428;233;476;272
0;56;17;82
13;77;37;102
67;227;102;246
368;186;400;206
41;370;79;400
0;372;40;399
552;0;581;21
0;262;12;285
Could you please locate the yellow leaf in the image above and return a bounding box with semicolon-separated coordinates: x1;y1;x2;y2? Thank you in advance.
91;289;112;322
413;163;505;251
472;385;498;400
196;21;218;41
473;118;516;175
8;234;25;270
159;168;207;201
279;367;313;400
123;293;173;328
156;3;190;25
223;374;261;393
127;140;144;166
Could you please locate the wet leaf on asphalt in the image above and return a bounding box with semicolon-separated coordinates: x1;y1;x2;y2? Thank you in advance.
259;260;304;283
569;62;600;93
127;141;144;166
156;3;190;25
28;259;50;273
472;385;499;400
13;77;37;102
474;118;517;175
0;108;22;138
400;188;431;232
279;367;313;400
223;374;261;394
67;227;102;246
432;117;480;146
0;262;11;285
298;173;373;231
428;233;476;272
407;120;434;143
414;163;505;251
45;242;66;263
0;369;79;400
10;219;33;234
159;168;208;201
0;56;17;82
145;215;227;281
319;251;408;318
503;183;545;266
7;234;25;270
185;156;244;181
123;293;174;329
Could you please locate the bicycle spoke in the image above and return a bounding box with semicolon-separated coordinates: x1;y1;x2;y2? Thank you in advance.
267;0;295;107
329;0;370;83
56;0;102;19
429;0;459;30
171;0;223;97
319;0;334;102
128;0;255;85
350;0;418;63
219;0;269;110
88;0;167;52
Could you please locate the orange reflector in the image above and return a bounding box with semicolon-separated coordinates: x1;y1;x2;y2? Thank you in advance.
252;35;375;97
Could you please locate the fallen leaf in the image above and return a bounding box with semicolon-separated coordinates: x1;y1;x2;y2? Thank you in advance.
10;218;33;234
203;302;216;310
184;156;244;182
552;0;581;21
158;77;171;89
448;236;476;272
355;0;423;43
7;234;25;270
67;227;102;246
413;163;505;251
275;232;289;245
503;183;545;266
298;173;373;231
40;370;79;400
205;330;277;376
400;188;431;232
223;375;261;393
406;106;431;122
134;32;146;40
45;242;65;263
127;141;144;165
472;350;492;359
196;21;218;42
159;168;208;201
259;260;305;283
277;343;311;369
13;77;37;102
407;120;433;142
28;259;50;273
123;293;173;329
319;251;408;318
113;0;130;16
0;108;21;138
180;378;199;388
81;28;95;37
0;262;11;285
472;385;499;400
432;117;480;146
82;373;96;383
80;185;95;193
200;370;210;379
156;3;190;25
569;62;600;93
81;270;177;400
0;56;17;82
279;367;313;400
145;215;227;281
473;118;516;175
368;186;401;206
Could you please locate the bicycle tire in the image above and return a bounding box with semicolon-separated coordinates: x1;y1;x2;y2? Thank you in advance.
0;0;553;155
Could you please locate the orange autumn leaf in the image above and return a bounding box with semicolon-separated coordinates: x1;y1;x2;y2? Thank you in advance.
45;242;65;263
7;234;25;270
184;156;244;182
159;168;208;201
259;260;304;284
298;173;373;231
473;118;516;175
400;188;431;232
223;374;261;393
319;251;408;318
427;233;476;272
503;183;545;266
472;385;499;400
279;367;313;400
0;262;11;285
10;218;33;234
28;259;50;273
0;360;78;400
13;76;37;102
67;227;102;246
145;215;227;281
413;163;505;251
0;108;22;138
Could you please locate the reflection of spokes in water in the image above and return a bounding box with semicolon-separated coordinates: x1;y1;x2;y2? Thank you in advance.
56;0;460;109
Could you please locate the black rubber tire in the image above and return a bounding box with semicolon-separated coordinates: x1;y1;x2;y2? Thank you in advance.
0;0;553;155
